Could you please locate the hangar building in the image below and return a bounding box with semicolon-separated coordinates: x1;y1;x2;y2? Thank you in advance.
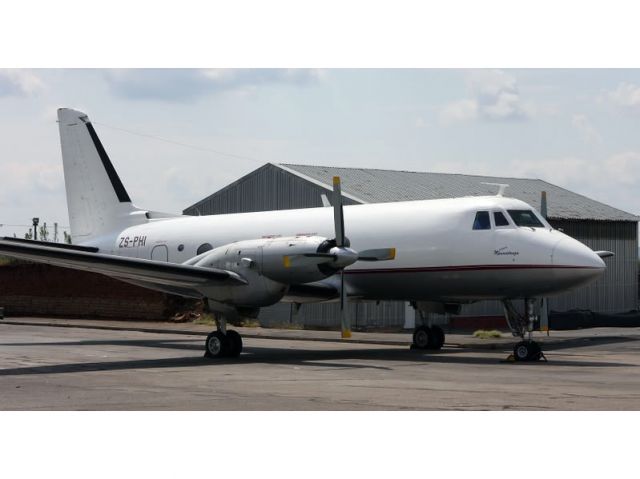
184;163;639;330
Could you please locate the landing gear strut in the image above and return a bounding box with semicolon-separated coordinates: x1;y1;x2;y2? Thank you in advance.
203;302;244;359
411;307;445;350
502;298;546;362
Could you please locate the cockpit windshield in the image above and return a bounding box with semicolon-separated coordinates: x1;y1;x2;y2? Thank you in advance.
507;210;545;228
472;211;491;230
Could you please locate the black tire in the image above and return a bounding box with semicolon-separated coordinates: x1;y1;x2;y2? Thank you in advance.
527;341;542;361
412;326;432;349
226;330;243;357
513;341;530;361
513;340;541;361
204;331;229;358
430;325;445;350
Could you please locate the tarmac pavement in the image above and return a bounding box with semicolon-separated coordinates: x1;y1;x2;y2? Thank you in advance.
5;316;637;348
1;317;639;410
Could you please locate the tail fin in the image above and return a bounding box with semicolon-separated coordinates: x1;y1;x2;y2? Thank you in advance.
58;108;145;243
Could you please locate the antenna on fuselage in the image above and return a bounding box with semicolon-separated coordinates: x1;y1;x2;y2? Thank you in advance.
481;182;510;197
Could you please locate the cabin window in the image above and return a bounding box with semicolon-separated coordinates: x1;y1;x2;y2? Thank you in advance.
494;211;510;227
197;243;213;255
472;211;491;230
507;210;544;228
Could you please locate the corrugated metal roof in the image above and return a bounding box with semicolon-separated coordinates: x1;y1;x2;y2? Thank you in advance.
278;163;639;222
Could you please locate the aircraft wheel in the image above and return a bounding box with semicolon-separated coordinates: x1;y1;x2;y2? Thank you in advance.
429;325;445;350
412;326;432;349
527;341;542;360
205;331;229;358
513;341;541;361
226;330;243;357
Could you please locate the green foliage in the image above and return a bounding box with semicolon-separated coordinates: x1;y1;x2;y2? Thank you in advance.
0;255;15;266
266;321;302;330
193;313;262;328
473;329;503;339
63;231;72;244
39;223;50;241
194;313;217;326
240;319;261;328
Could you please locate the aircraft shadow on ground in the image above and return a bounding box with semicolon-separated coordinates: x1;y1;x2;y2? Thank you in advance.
1;333;636;354
0;338;203;352
540;335;638;351
0;338;635;376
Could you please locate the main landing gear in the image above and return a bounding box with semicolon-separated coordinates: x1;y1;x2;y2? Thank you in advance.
411;307;445;350
502;298;546;362
203;304;244;359
411;325;445;350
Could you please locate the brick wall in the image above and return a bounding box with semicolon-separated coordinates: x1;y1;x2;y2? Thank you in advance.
0;263;186;320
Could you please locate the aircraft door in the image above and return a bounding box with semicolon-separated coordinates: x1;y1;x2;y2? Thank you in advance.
151;244;169;262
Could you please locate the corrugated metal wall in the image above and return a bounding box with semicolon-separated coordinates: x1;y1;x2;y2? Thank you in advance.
184;163;358;215
551;220;638;312
258;301;408;330
185;165;639;329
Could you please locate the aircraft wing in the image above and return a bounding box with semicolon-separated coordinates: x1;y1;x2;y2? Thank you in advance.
0;238;247;291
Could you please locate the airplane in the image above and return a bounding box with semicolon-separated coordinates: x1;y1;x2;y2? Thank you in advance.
0;108;611;361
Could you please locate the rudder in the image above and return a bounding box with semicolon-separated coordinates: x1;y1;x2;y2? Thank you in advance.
58;108;144;244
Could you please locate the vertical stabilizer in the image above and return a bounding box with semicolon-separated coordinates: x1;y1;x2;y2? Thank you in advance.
58;108;145;243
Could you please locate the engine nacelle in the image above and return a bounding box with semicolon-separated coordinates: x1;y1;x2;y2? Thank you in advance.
191;236;336;296
193;241;288;308
260;235;336;284
193;235;337;304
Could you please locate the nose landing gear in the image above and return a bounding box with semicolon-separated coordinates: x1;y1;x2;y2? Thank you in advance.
503;298;547;362
513;340;543;361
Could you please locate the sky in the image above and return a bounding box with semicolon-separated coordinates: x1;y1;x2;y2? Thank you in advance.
1;68;640;239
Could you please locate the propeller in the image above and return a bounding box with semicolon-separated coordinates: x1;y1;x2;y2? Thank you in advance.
284;176;396;338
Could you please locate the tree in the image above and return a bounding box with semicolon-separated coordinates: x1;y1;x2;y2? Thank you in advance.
38;223;49;242
24;229;33;240
63;231;72;244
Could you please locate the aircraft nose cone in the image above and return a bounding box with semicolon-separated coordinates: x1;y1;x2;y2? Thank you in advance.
552;238;605;269
552;237;605;289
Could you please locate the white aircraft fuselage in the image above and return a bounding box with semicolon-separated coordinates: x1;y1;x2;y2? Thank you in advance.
93;195;605;306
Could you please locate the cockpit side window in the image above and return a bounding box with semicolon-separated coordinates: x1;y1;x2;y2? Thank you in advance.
507;210;544;228
494;211;510;227
472;211;491;230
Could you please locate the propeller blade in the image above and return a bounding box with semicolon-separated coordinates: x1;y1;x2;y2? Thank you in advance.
339;269;351;338
332;176;345;247
357;247;396;261
283;253;336;268
302;253;337;258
